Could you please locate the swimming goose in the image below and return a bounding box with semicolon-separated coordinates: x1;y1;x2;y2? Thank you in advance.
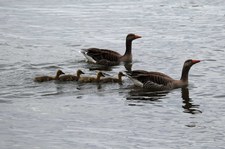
80;33;142;66
78;71;105;83
126;59;201;91
58;69;84;81
100;72;125;84
34;70;65;82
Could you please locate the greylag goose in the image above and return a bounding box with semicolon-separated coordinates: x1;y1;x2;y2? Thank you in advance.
78;71;105;83
80;33;141;66
58;69;84;81
34;70;65;82
126;59;201;91
100;72;125;84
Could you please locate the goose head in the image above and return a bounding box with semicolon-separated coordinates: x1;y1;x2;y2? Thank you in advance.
180;59;201;82
126;33;142;42
184;59;201;68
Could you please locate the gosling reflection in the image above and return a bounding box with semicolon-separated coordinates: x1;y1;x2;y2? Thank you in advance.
88;64;112;71
182;87;202;114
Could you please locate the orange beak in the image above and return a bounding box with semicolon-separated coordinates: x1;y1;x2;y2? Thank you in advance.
192;60;201;64
135;35;142;39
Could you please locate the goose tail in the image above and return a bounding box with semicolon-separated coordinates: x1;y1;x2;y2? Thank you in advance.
80;49;96;63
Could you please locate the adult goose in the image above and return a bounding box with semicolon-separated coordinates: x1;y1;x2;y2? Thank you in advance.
126;59;201;91
34;70;65;82
78;71;105;83
80;33;142;66
100;72;125;84
58;69;84;81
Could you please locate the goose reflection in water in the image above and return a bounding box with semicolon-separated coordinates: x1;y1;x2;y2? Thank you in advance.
86;63;112;71
182;87;202;114
86;61;133;72
126;87;169;105
126;87;202;114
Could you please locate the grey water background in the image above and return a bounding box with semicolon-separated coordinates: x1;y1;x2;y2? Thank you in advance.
1;0;225;148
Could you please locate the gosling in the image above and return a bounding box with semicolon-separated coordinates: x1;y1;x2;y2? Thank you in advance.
100;72;125;84
78;71;105;83
58;69;84;81
34;70;64;82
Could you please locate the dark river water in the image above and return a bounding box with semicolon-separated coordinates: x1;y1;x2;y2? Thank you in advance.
1;0;225;148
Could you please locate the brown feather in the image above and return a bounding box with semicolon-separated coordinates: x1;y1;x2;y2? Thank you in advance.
85;48;121;62
128;70;172;79
34;70;64;82
133;73;173;86
100;72;125;83
81;34;141;66
126;59;201;91
78;72;105;83
58;70;84;81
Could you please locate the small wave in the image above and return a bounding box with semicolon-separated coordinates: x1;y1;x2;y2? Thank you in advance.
24;44;53;48
64;43;81;47
0;99;12;104
213;94;225;98
41;65;62;69
202;59;217;62
0;42;10;46
126;88;169;102
15;46;24;49
41;92;62;96
28;63;62;69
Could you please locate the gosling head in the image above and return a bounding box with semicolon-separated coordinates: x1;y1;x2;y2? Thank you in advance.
97;71;105;78
118;72;125;77
77;69;85;75
56;70;65;76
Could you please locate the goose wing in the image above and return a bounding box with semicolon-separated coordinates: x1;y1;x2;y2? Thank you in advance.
134;73;172;85
81;48;122;62
127;70;173;79
58;75;78;81
135;73;174;90
126;71;174;90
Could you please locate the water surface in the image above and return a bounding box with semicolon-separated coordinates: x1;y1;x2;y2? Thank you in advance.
1;0;225;148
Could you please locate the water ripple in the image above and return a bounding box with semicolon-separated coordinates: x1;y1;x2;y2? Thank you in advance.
1;0;225;148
